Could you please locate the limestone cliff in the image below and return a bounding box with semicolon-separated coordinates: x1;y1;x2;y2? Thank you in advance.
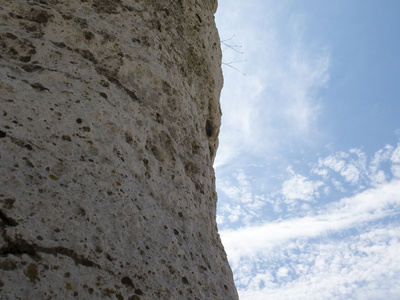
0;0;238;299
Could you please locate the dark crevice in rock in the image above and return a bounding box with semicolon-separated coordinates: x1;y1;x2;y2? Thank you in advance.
205;119;213;137
36;245;101;268
0;216;39;259
28;9;53;24
30;82;50;91
0;237;39;259
74;48;98;64
92;0;122;14
121;276;135;288
1;198;15;210
134;288;143;295
95;67;140;102
7;135;36;151
0;210;19;227
95;67;120;85
0;130;6;138
4;33;18;40
195;13;202;23
0;229;101;269
123;86;140;102
51;40;67;48
21;64;44;72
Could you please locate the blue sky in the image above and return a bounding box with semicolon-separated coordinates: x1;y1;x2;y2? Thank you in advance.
214;1;400;299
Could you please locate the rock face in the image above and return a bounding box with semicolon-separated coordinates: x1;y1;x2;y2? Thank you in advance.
0;0;238;299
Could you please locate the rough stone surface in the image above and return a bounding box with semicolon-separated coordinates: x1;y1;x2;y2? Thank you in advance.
0;0;238;299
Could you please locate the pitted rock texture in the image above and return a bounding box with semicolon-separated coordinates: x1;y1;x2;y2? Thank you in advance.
0;0;238;299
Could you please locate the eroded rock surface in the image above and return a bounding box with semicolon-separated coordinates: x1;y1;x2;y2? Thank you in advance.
0;0;238;299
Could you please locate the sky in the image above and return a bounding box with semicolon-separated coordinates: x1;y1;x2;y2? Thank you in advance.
214;1;400;299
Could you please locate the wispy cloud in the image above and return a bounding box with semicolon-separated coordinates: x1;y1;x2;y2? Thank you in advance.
215;0;330;167
312;150;367;186
312;144;399;190
218;170;266;226
222;179;400;259
219;143;400;299
234;225;400;299
215;2;400;299
281;171;324;202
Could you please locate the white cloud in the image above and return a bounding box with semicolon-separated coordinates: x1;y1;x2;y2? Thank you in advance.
218;170;253;204
370;145;394;167
391;144;400;163
214;0;330;167
221;179;400;299
331;178;345;192
368;145;394;186
276;266;290;278
281;174;324;202
310;145;400;190
340;163;360;184
218;142;400;298
217;170;267;226
313;167;329;177
235;225;400;299
216;214;225;225
223;204;243;223
215;2;400;299
385;144;400;179
392;165;400;179
218;142;400;230
282;42;330;135
221;177;400;260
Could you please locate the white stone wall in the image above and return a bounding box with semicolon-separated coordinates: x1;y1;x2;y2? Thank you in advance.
0;0;238;299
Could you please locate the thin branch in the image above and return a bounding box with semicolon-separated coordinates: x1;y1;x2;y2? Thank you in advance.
221;35;246;75
223;59;247;65
221;34;244;54
222;62;246;76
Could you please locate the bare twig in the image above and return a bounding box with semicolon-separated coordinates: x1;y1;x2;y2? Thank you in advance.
221;35;244;54
221;35;246;75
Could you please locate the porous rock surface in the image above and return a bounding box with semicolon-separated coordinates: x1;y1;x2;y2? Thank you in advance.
0;0;238;299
